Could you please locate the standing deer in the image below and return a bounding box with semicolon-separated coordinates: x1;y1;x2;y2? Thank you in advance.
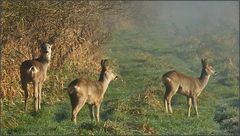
162;58;216;117
20;43;52;112
67;59;118;123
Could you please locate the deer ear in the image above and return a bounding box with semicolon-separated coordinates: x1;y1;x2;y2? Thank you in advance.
104;59;108;66
37;39;43;46
201;58;204;64
101;60;104;66
41;42;46;47
201;58;205;66
201;58;208;66
39;43;44;49
101;59;108;67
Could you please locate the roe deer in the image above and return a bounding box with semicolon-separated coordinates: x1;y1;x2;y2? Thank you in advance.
20;43;52;112
162;58;216;117
67;59;118;123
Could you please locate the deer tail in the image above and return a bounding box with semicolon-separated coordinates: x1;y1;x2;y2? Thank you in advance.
161;75;172;85
28;66;38;73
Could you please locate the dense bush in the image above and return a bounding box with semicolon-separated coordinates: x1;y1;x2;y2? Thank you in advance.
0;1;125;100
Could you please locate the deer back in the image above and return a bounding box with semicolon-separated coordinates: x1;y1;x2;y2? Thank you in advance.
68;78;103;96
20;59;47;83
162;70;201;95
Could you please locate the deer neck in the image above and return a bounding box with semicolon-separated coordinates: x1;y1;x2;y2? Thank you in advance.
98;69;105;81
98;73;111;97
38;53;51;63
102;78;111;95
36;54;51;75
198;69;210;90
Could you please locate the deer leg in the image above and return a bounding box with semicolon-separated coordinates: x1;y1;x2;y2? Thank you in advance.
167;95;173;114
164;83;178;114
33;82;39;112
88;104;95;121
21;82;28;112
192;97;199;117
164;99;168;113
70;95;77;121
95;104;101;123
187;97;192;117
71;98;87;124
164;90;170;113
167;89;177;114
38;83;43;110
168;85;180;114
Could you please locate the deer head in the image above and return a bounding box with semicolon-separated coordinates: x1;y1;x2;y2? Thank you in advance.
201;58;217;76
105;67;118;81
99;59;118;81
40;43;52;61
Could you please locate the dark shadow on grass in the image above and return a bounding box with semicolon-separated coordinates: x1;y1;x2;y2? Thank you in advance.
29;110;42;117
100;99;118;121
29;111;38;117
28;102;49;116
230;99;240;108
54;102;70;123
79;122;99;131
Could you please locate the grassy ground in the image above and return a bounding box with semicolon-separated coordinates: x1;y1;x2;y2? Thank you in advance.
1;25;239;135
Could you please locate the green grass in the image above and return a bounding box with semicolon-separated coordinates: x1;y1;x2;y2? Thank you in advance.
1;24;239;135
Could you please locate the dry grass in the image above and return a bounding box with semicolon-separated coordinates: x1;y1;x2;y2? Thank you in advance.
1;1;124;101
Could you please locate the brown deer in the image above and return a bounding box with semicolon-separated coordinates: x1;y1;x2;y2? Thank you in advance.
20;43;52;112
67;59;118;123
162;58;216;117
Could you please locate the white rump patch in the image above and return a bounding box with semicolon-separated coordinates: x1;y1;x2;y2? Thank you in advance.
74;85;81;92
28;66;38;73
74;85;80;89
166;77;171;82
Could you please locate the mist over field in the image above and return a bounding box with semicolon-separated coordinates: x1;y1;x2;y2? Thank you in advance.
127;1;238;28
1;1;239;135
156;1;238;28
113;1;239;58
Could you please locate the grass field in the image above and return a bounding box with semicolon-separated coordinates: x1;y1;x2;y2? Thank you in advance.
1;24;239;135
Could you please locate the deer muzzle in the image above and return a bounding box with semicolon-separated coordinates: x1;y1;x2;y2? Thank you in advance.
114;76;118;80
